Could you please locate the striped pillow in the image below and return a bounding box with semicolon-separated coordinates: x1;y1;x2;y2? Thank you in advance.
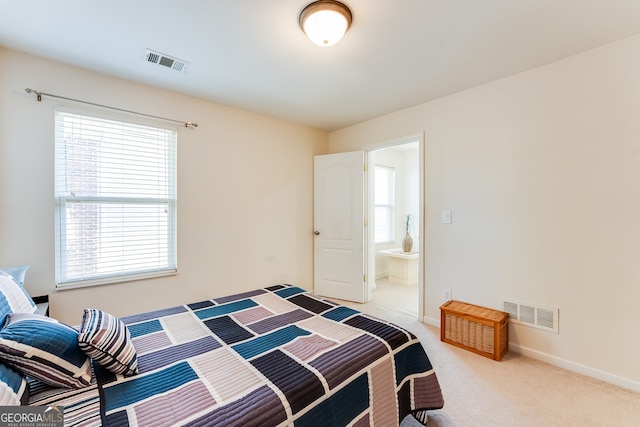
77;309;138;376
0;313;92;388
0;363;29;405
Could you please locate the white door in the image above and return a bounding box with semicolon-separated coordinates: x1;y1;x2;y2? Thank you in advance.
314;151;365;303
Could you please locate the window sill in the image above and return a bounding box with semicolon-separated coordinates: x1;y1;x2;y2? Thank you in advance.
55;269;177;291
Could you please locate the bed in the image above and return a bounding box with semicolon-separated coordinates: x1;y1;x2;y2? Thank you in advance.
0;275;444;426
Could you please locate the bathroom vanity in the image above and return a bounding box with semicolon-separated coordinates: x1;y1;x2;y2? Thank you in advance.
379;249;419;286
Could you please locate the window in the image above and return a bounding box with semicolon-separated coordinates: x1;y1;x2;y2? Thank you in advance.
374;165;395;243
54;110;177;288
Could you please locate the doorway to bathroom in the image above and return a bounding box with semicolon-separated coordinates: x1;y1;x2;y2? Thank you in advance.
366;135;423;319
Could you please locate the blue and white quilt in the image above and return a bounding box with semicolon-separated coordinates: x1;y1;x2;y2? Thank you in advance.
30;285;444;426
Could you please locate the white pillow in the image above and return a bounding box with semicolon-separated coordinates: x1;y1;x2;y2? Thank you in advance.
0;272;37;326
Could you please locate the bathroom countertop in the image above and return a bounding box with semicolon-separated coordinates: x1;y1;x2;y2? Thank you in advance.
379;248;419;260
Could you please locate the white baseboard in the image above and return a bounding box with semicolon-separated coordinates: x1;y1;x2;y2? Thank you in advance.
422;315;439;328
422;315;640;393
509;343;640;393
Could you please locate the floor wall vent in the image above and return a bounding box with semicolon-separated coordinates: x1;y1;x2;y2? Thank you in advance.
145;49;189;72
502;298;559;333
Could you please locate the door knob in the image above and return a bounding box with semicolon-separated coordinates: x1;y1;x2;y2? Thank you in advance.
314;230;320;236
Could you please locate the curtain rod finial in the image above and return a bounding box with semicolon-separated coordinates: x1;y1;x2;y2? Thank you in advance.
25;88;42;101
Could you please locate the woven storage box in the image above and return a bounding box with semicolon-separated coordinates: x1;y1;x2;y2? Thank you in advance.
440;300;509;361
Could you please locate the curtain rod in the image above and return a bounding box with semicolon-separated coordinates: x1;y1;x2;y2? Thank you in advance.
24;88;198;129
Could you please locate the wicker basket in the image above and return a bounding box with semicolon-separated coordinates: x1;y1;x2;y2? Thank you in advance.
440;300;509;361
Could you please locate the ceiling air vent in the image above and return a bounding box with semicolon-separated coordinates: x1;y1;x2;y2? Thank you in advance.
145;49;189;72
502;298;559;333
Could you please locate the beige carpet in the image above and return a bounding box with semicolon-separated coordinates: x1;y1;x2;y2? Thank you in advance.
337;282;640;427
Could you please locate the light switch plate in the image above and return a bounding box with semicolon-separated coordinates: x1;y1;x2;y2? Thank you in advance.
441;210;452;224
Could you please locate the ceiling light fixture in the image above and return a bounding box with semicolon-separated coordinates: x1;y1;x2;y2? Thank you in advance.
299;0;352;47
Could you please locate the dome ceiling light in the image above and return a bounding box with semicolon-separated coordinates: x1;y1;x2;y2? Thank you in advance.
299;0;353;47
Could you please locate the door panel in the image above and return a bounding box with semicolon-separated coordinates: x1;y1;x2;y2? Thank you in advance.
314;151;365;303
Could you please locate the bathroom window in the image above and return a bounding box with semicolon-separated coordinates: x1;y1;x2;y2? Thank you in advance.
374;165;395;243
54;109;177;289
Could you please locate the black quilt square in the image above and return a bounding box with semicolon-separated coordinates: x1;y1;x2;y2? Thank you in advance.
188;300;215;310
288;294;333;314
250;350;325;414
204;315;255;345
345;315;409;350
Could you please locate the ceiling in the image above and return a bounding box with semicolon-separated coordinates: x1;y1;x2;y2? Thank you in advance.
1;1;640;132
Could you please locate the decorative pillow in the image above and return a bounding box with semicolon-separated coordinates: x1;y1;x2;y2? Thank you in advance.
0;266;29;287
77;309;138;376
0;363;29;406
0;313;92;388
0;269;37;326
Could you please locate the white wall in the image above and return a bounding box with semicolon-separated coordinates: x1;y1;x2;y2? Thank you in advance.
0;47;328;325
401;149;420;246
330;35;640;391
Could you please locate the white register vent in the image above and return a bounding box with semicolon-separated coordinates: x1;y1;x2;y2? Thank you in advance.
145;49;190;72
502;298;559;333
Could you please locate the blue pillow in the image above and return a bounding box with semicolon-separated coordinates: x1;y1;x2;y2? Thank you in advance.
0;269;37;326
0;363;29;405
0;313;92;389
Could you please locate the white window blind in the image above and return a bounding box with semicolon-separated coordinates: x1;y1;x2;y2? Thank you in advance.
54;110;177;288
374;165;395;243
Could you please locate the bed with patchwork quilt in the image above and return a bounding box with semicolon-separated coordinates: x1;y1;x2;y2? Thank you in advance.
19;284;444;426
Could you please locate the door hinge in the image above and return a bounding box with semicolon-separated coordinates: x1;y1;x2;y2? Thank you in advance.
363;274;367;283
363;163;367;172
364;218;368;227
